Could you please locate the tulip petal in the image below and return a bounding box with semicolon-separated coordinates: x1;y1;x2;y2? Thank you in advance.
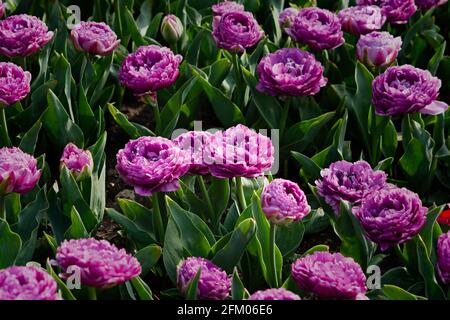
420;100;449;115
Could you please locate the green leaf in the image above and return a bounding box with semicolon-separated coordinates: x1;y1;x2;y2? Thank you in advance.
42;90;84;149
231;268;249;300
64;206;89;239
46;259;76;300
135;244;162;277
302;244;329;256
14;188;48;264
186;268;202;300
208;177;230;225
19;121;42;154
117;198;155;238
108;104;154;138
60;167;98;231
381;120;398;158
0;219;21;268
333;201;373;270
166;197;215;254
212;218;256;273
291;151;322;181
420;206;444;255
106;208;155;245
130;276;153;300
276;221;305;257
382;285;420;300
428;41;446;76
191;67;245;127
124;7;146;46
416;236;446;300
241;67;282;129
283;112;335;151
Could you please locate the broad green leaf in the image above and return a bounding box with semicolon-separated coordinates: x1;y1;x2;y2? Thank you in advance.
212;218;256;273
0;220;21;268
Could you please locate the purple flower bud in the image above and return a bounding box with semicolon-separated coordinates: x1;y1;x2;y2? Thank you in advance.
119;45;183;96
70;21;120;56
279;7;298;30
161;15;184;44
437;231;450;284
0;266;59;300
212;11;264;52
372;65;448;116
292;252;367;299
0;1;5;19
286;7;344;51
0;147;41;195
0;62;31;106
338;6;386;35
212;1;245;16
416;0;448;10
172;131;212;176
256;48;327;97
116;136;189;196
60;143;93;180
356;31;402;69
56;238;141;288
261;178;311;225
177;257;231;300
248;288;301;300
204;124;274;179
353;187;427;251
0;14;53;57
315;160;387;214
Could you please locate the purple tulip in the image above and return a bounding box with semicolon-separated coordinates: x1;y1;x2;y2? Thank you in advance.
261;178;311;225
0;14;53;57
338;6;386;35
372;65;448;116
56;238;141;288
279;7;298;30
416;0;448;10
116;136;189;196
353;187;427;251
71;21;119;56
160;15;184;44
256;48;327;97
204;124;274;179
0;1;5;19
357;0;417;24
0;147;41;195
315;160;387;214
60;143;93;180
212;1;245;16
437;231;450;284
291;252;367;300
172;131;212;176
0;62;31;106
248;288;301;300
177;257;231;300
286;7;344;50
119;45;183;96
212;11;264;52
356;31;402;69
0;266;59;300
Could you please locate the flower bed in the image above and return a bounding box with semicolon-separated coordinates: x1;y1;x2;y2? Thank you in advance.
0;0;449;301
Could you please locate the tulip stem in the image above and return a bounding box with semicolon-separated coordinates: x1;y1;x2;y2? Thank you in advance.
0;108;11;147
0;196;5;221
198;176;215;222
269;223;279;288
236;177;247;212
232;53;244;109
87;287;97;300
151;193;165;242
